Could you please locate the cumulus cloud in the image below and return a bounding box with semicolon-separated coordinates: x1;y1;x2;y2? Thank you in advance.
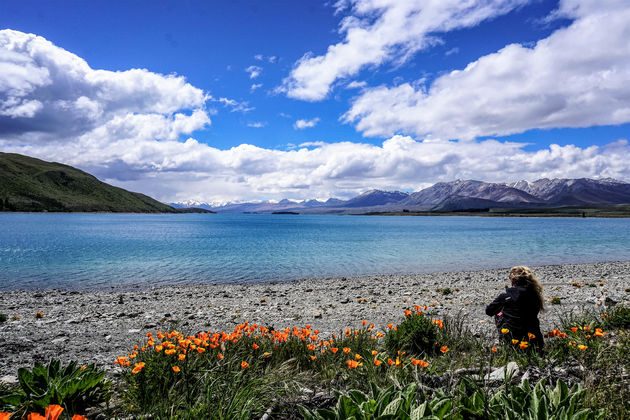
343;0;630;140
3;28;629;204
294;117;320;130
281;0;527;101
0;29;210;143
247;121;266;128
245;65;262;79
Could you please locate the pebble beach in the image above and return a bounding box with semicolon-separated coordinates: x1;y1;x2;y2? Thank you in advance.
1;261;629;381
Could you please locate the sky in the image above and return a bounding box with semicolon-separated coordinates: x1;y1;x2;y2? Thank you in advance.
1;0;630;204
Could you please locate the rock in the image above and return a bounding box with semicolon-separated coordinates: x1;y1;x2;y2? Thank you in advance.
604;296;618;306
340;298;350;304
314;312;322;319
486;361;519;382
128;329;141;334
0;375;18;385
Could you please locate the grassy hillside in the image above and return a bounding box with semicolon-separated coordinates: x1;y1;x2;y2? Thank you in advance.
0;152;178;213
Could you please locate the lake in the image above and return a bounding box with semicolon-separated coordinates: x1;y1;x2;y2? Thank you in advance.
1;213;629;289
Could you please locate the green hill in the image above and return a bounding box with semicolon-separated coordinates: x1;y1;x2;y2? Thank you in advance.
0;152;178;213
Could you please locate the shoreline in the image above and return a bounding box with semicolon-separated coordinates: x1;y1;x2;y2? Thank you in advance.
1;261;629;380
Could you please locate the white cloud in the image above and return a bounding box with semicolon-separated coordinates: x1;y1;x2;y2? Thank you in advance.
247;121;266;128
0;29;209;142
444;47;459;56
3;28;629;204
250;83;263;92
215;97;254;113
344;0;630;140
245;65;262;79
346;80;367;89
294;117;320;130
281;0;528;101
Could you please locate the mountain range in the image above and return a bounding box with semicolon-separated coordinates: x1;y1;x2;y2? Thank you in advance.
172;178;630;214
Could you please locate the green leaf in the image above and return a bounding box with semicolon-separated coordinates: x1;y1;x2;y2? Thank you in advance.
381;397;403;416
411;402;427;419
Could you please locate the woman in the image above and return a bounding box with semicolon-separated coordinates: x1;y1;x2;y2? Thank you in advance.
486;266;544;349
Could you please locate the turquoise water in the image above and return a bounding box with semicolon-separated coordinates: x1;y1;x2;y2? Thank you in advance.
0;213;629;290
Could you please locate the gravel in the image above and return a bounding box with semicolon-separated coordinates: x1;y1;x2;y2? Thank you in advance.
1;261;628;380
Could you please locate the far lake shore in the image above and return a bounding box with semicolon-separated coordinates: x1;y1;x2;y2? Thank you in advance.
1;261;628;380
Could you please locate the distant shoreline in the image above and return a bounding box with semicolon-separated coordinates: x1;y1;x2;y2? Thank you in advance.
1;260;628;378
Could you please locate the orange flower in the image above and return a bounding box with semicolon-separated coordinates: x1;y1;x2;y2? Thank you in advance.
72;415;89;420
373;359;382;366
164;349;176;355
404;310;412;316
197;347;206;354
558;332;567;339
252;343;259;350
415;359;429;368
440;346;449;353
310;355;317;361
132;362;145;374
501;328;510;334
355;354;362;360
342;347;351;354
362;320;367;326
371;350;378;356
241;361;249;369
263;352;271;357
387;358;394;366
27;413;45;420
593;328;606;337
387;323;394;329
571;327;578;333
491;347;498;352
330;347;338;354
519;341;529;349
155;345;163;352
528;333;536;339
346;360;361;369
307;344;316;350
172;366;180;372
178;353;186;361
217;353;224;360
577;345;588;351
0;413;10;420
512;339;519;345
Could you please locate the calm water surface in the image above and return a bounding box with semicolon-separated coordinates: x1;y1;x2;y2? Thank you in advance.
1;213;629;289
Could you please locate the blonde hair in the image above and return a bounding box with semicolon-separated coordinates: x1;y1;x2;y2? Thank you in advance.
510;266;544;311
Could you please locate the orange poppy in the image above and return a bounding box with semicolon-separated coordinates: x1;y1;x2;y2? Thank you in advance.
252;343;259;350
342;347;351;354
241;361;249;369
172;366;180;372
373;359;382;366
330;347;338;353
440;346;449;353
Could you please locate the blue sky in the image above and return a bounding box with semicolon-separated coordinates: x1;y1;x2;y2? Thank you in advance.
1;0;629;203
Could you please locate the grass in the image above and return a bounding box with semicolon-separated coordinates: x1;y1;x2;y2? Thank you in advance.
1;306;628;419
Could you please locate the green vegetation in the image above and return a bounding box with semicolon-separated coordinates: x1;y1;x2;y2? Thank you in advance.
0;313;7;323
551;296;562;305
385;312;439;356
300;379;603;420
0;360;111;418
1;307;628;418
0;152;178;213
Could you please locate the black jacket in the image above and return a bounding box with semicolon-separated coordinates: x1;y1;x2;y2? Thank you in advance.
486;285;543;346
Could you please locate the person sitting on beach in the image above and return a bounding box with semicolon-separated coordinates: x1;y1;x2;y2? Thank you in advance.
486;266;544;350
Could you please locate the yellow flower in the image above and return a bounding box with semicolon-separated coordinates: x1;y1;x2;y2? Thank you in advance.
528;333;536;339
371;350;378;356
355;354;362;360
512;339;519;345
577;345;588;351
178;353;186;361
501;328;510;334
519;341;529;349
